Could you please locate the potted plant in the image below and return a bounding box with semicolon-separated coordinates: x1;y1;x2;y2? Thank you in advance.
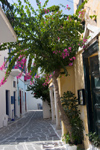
86;132;100;150
62;133;77;150
61;91;84;145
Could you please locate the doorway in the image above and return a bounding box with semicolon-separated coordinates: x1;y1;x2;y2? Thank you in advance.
6;90;9;115
83;51;100;135
14;91;16;116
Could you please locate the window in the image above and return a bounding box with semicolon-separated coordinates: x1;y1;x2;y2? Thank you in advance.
13;81;16;88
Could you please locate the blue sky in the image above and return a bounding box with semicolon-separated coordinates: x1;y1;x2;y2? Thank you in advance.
8;0;74;15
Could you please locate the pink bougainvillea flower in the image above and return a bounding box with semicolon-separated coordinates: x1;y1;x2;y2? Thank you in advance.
68;47;72;50
65;5;71;10
69;63;73;66
49;74;52;78
35;74;40;79
64;49;67;52
73;57;76;60
14;66;18;69
69;58;73;61
0;62;6;70
0;67;3;70
30;81;32;85
0;77;7;86
83;45;85;49
83;39;87;42
69;57;76;61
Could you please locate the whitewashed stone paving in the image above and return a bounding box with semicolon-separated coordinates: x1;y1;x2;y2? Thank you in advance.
0;111;66;150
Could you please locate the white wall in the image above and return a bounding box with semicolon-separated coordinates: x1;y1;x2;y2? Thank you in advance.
18;77;26;116
43;101;51;119
0;50;18;128
0;71;18;127
27;91;42;110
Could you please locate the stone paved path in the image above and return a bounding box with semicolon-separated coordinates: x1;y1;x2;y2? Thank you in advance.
0;111;66;150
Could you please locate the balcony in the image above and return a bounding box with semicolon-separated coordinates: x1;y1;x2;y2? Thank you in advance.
0;6;17;43
10;69;22;77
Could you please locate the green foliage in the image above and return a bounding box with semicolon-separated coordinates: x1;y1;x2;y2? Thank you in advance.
27;76;50;105
77;147;85;150
86;132;100;147
90;15;97;20
61;91;84;144
62;133;71;144
75;0;88;15
0;0;11;9
0;0;14;25
0;0;85;81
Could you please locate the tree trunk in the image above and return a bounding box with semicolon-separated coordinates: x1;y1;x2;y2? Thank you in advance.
52;70;74;143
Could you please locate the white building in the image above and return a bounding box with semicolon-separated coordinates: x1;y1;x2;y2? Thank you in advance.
0;6;20;128
17;76;28;117
27;91;42;110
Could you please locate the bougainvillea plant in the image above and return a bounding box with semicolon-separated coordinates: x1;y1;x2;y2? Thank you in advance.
27;75;50;106
0;0;88;142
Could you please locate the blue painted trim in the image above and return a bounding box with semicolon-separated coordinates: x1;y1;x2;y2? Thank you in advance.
11;96;14;104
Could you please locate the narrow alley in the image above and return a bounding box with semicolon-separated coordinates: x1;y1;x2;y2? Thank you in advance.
0;111;66;150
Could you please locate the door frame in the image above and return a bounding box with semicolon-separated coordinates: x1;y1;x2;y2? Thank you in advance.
83;41;99;133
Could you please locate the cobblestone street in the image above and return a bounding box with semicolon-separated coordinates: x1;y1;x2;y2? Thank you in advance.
0;111;66;150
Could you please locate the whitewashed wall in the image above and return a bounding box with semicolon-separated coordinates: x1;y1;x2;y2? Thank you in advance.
27;91;42;110
43;101;51;119
18;77;27;116
0;50;18;128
